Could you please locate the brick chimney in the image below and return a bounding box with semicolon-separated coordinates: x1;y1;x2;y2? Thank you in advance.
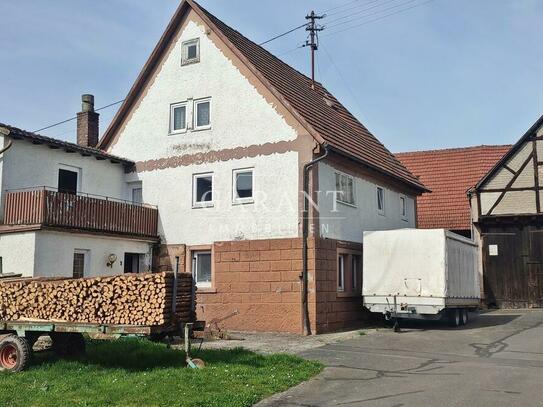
77;94;99;147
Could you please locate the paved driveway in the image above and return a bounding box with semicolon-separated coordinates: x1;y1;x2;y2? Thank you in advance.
258;310;543;407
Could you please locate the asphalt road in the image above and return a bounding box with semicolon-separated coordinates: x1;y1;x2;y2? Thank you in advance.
257;310;543;407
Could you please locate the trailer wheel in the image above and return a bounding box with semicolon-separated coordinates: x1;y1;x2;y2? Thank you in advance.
460;309;469;326
0;335;31;372
51;333;86;358
447;309;460;327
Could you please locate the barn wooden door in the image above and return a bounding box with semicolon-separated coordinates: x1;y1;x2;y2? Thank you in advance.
482;231;526;307
528;228;543;307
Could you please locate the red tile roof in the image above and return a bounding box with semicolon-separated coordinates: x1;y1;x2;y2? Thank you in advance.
100;0;426;192
396;145;511;230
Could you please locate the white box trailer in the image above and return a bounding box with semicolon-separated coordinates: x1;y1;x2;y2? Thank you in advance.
362;229;480;327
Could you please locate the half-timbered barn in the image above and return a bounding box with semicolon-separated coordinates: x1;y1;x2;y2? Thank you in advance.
470;115;543;307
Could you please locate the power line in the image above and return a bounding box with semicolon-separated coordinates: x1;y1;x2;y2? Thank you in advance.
326;0;421;28
259;23;308;46
324;0;382;18
324;0;435;37
34;99;125;133
35;21;310;134
322;0;363;15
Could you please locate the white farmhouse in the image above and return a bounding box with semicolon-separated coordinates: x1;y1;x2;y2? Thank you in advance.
0;0;427;333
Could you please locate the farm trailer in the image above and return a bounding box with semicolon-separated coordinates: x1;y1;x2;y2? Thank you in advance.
362;229;480;328
0;271;204;372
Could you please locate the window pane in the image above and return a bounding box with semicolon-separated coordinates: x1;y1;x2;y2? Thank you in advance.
196;101;210;127
236;171;253;199
173;106;186;130
352;255;359;289
58;169;78;195
377;188;384;210
132;188;143;204
196;176;212;202
400;197;406;216
196;252;212;283
346;177;354;204
73;253;85;279
338;255;345;290
187;44;197;60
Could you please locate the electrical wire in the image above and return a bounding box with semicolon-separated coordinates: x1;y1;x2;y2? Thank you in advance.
323;0;435;37
325;0;418;28
34;99;125;133
35;21;310;134
259;23;308;46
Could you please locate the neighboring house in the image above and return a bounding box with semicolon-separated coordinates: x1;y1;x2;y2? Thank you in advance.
0;0;426;334
397;145;510;238
0;96;158;278
470;115;543;308
97;0;426;333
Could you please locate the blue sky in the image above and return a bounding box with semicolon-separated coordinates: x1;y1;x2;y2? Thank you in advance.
1;0;542;152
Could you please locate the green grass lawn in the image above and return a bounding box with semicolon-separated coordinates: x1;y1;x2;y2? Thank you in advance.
0;338;322;407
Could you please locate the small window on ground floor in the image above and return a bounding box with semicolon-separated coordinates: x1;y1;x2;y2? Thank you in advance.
73;250;89;279
192;250;212;288
338;251;362;293
124;253;145;273
338;254;346;292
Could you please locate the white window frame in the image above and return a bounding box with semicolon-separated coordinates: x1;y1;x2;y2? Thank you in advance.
376;186;385;216
181;38;200;65
194;98;211;131
127;181;143;205
399;194;408;221
232;168;254;205
192;250;212;288
337;254;345;292
335;171;356;207
170;102;188;134
192;172;214;208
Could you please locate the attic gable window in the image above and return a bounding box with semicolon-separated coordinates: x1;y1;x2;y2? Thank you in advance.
181;38;200;65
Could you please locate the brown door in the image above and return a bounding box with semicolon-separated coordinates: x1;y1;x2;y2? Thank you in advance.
483;231;527;307
528;229;543;307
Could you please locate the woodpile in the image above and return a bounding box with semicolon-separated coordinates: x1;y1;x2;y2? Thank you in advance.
0;272;194;326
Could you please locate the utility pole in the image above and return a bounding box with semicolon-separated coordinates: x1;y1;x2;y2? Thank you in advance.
305;11;325;89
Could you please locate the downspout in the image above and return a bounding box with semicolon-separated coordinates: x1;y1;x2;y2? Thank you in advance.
0;140;13;156
301;144;329;336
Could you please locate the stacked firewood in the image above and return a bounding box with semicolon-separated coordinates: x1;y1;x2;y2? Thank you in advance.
0;272;194;326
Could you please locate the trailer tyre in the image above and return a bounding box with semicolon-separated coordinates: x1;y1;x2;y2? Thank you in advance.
447;309;461;328
0;335;31;372
460;309;469;326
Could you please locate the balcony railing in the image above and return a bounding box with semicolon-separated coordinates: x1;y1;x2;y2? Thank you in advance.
3;187;158;238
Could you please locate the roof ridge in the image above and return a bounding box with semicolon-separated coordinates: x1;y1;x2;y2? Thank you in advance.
395;144;512;156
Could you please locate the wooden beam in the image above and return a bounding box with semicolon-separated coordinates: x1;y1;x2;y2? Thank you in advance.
533;139;541;212
504;165;515;174
487;152;534;216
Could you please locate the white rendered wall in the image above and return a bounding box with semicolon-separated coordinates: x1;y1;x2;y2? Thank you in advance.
318;162;416;243
1;140;127;199
33;231;153;278
0;231;36;277
109;12;303;244
127;152;300;245
109;15;298;161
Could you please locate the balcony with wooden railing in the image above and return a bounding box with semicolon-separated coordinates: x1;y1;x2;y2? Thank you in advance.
3;187;158;238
